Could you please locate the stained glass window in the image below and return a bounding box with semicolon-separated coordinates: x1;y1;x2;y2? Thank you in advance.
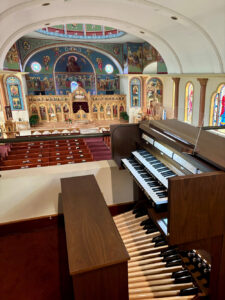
184;82;194;123
210;84;225;126
105;64;114;74
31;62;42;73
130;78;141;107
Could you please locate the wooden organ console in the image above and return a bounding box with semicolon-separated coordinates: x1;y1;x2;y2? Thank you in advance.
110;119;225;299
61;119;225;300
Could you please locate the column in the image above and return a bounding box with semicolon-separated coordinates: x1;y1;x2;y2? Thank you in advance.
172;77;180;119
141;76;148;113
197;78;208;126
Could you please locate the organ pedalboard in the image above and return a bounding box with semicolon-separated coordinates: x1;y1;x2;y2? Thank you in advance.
110;119;225;299
113;204;209;299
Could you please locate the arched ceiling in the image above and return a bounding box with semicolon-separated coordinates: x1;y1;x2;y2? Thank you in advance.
0;0;224;73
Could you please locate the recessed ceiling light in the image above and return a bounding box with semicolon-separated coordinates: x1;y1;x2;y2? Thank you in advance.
171;16;178;20
42;3;50;6
140;31;145;34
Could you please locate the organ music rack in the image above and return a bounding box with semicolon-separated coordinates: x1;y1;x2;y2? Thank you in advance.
110;119;225;300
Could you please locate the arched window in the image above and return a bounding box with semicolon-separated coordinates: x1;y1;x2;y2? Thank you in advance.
130;78;141;107
184;82;194;123
210;84;225;126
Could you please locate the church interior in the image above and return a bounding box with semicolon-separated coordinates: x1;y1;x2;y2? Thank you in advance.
0;0;225;299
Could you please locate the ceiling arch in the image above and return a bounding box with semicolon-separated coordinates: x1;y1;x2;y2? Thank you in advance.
0;0;224;73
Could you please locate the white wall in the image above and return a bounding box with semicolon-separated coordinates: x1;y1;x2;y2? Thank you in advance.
0;160;133;224
158;76;173;119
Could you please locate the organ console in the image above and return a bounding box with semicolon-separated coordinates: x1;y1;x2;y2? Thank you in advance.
110;119;225;299
62;119;225;300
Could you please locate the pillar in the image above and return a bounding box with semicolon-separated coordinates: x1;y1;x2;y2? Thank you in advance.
141;76;148;113
172;77;180;119
197;78;208;126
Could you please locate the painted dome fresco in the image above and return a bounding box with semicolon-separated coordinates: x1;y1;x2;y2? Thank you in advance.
37;24;125;40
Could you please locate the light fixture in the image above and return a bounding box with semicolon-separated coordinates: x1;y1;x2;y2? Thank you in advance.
171;16;178;20
42;3;50;6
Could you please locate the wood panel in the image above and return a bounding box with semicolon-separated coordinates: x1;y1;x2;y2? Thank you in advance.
168;171;225;245
198;130;225;170
61;175;129;275
140;120;195;153
148;119;199;146
110;124;141;167
108;202;134;217
73;262;128;300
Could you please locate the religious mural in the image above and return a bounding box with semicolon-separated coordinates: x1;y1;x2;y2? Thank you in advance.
17;38;124;67
96;75;119;93
126;42;167;74
130;78;141;107
146;78;163;107
26;74;55;95
25;46;119;75
24;46;120;95
3;44;20;71
184;82;194;124
55;74;95;95
39;106;47;120
142;43;158;67
6;77;24;110
127;43;143;73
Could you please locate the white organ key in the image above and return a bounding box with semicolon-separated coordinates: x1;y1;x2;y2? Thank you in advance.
122;158;168;206
132;150;176;188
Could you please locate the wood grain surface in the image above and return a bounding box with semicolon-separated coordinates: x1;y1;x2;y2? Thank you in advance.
61;175;129;276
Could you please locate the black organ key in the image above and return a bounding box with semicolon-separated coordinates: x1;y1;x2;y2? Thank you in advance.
179;287;199;296
172;269;191;278
155;240;167;247
163;254;180;262
166;258;183;267
140;218;153;226
161;249;178;257
174;275;193;284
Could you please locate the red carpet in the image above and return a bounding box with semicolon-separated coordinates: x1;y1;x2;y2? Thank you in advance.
84;137;112;161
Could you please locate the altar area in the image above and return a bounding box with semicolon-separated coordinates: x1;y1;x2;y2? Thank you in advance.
28;87;126;123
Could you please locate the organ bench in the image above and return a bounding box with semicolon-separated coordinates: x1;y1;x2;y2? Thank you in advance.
61;175;129;300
